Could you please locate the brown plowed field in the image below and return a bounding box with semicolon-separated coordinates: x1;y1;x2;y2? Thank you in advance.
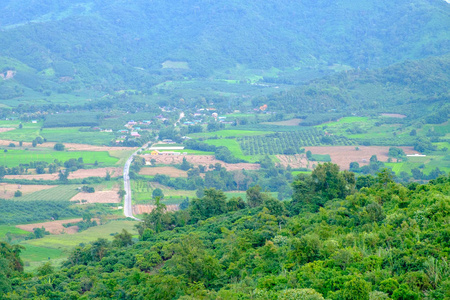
139;166;188;177
16;218;83;235
133;204;179;215
4;167;122;181
276;154;309;169
142;155;260;171
0;128;15;133
70;188;121;204
0;183;56;199
0;139;135;151
303;146;418;170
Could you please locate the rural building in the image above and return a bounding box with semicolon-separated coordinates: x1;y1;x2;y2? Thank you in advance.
151;150;160;155
131;132;141;137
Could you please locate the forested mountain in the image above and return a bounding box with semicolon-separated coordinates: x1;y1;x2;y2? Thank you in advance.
0;0;449;90
2;169;450;299
258;54;450;119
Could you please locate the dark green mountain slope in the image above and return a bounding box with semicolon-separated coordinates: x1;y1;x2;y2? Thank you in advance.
0;0;449;90
258;54;450;120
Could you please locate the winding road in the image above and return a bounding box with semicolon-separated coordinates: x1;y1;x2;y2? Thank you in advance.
123;143;150;221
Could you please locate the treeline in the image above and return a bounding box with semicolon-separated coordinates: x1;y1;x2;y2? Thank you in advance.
44;112;101;128
3;168;450;299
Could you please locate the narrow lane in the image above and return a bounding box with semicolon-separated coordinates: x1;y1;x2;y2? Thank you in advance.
123;143;150;221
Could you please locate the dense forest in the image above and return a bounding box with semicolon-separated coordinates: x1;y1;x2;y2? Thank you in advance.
1;166;449;299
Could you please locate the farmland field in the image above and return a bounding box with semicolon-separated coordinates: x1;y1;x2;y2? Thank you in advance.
41;127;115;145
144;149;214;155
0;149;118;167
139;166;188;177
19;220;138;271
16;185;80;201
239;129;356;156
190;129;272;138
0;225;29;239
0;183;56;199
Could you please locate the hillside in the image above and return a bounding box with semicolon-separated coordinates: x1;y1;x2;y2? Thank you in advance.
2;169;449;299
0;0;449;95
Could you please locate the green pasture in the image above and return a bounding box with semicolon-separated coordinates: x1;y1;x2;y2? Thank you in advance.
20;220;138;271
0;149;118;167
17;185;80;202
205;139;260;162
292;171;312;176
0;128;42;141
0;225;29;239
41;127;115;145
190;129;271;138
385;155;450;175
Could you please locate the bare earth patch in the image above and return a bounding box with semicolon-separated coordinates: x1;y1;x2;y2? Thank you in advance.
0;128;15;133
381;113;407;118
0;183;56;199
133;204;179;215
304;146;418;170
16;218;84;235
276;154;309;169
262;118;303;126
69;167;122;179
70;188;121;204
142;155;260;171
139;166;188;177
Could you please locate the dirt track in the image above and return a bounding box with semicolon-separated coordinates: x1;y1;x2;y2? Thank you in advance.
142;155;260;171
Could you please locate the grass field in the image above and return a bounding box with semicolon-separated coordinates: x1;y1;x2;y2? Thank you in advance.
0;149;118;167
385;154;450;175
0;128;42;141
0;225;29;239
41;127;115;145
16;185;80;201
20;220;138;271
204;139;259;162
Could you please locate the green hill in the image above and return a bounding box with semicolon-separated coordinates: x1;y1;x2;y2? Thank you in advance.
0;0;449;94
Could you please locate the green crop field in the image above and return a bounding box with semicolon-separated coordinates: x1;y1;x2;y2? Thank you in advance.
0;128;42;141
0;149;118;167
204;139;259;162
238;129;355;156
19;220;138;271
16;185;80;202
0;225;29;239
41;127;115;145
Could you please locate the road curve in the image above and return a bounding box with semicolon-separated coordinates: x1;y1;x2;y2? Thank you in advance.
123;143;150;221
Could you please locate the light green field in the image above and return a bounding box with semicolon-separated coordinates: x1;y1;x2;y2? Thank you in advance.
292;171;312;176
385;155;450;175
0;149;118;167
41;127;115;145
20;220;138;271
191;130;271;138
0;128;42;141
204;139;260;162
16;185;80;201
320;116;369;127
0;225;29;239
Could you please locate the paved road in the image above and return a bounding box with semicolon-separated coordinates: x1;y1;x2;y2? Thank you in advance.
123;143;150;221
